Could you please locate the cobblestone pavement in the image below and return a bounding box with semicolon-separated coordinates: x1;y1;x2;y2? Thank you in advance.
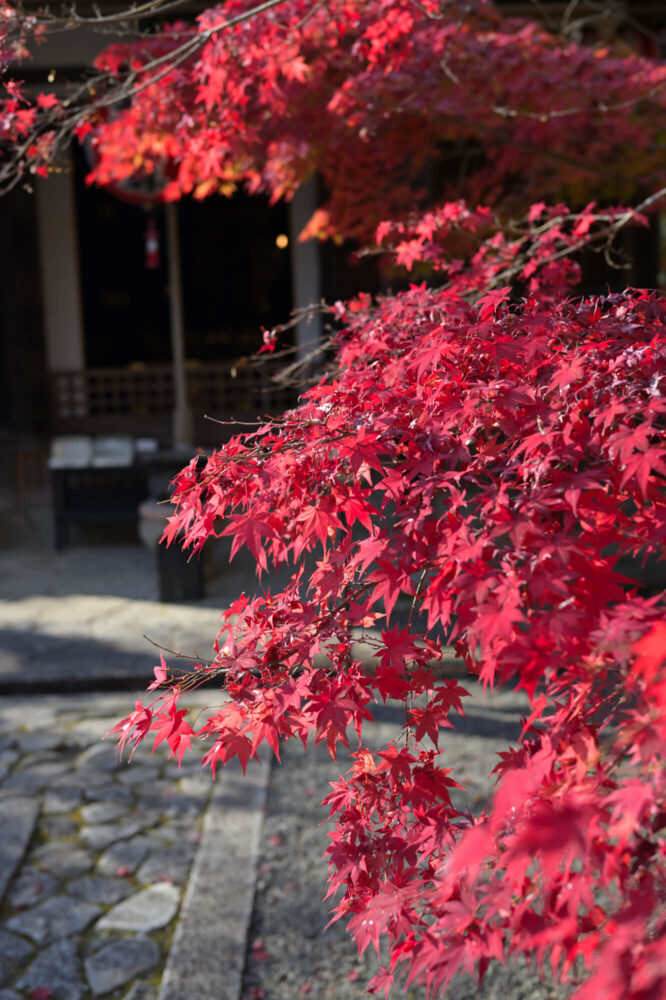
0;690;220;1000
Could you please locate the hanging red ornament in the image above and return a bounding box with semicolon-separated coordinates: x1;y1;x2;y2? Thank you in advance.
145;216;160;269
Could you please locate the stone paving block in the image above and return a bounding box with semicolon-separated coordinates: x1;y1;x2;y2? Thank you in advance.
0;929;34;964
7;895;101;944
80;819;145;851
7;866;58;908
70;721;118;747
22;749;67;767
135;781;175;806
15;731;64;753
0;797;39;902
126;748;161;765
131;807;162;828
66;875;134;905
42;814;78;838
118;765;162;786
161;793;207;817
80;801;129;824
136;843;196;886
15;938;85;1000
96;882;180;933
3;761;69;790
85;936;161;995
84;782;134;804
96;835;153;876
164;761;203;779
150;820;200;844
77;743;123;772
43;787;83;814
179;773;211;796
32;842;94;878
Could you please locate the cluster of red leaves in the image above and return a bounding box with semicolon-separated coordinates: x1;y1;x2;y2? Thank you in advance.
0;6;66;183
113;281;666;998
86;0;666;238
373;199;647;298
0;4;37;73
0;4;53;162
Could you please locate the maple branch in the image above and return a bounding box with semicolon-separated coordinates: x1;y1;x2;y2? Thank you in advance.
494;186;666;288
11;0;195;30
142;633;219;667
566;0;664;46
203;415;266;427
258;336;332;390
491;80;666;123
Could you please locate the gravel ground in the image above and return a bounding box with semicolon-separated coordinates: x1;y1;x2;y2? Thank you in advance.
241;683;572;1000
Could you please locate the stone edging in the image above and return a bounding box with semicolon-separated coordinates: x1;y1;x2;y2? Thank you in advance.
157;755;272;1000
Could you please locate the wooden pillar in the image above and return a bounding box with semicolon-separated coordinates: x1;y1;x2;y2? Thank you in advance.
166;201;193;449
35;166;85;371
288;179;323;361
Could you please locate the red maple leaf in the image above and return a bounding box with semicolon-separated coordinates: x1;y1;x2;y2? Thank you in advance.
477;286;511;321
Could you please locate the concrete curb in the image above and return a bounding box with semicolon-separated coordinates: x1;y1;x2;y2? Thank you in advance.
0;674;222;697
157;755;272;1000
0;651;467;697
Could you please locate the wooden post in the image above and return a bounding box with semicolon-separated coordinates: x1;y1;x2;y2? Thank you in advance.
165;201;193;449
36;166;85;372
288;179;323;362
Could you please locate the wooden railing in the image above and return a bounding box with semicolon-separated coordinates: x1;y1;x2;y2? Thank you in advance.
50;362;296;445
